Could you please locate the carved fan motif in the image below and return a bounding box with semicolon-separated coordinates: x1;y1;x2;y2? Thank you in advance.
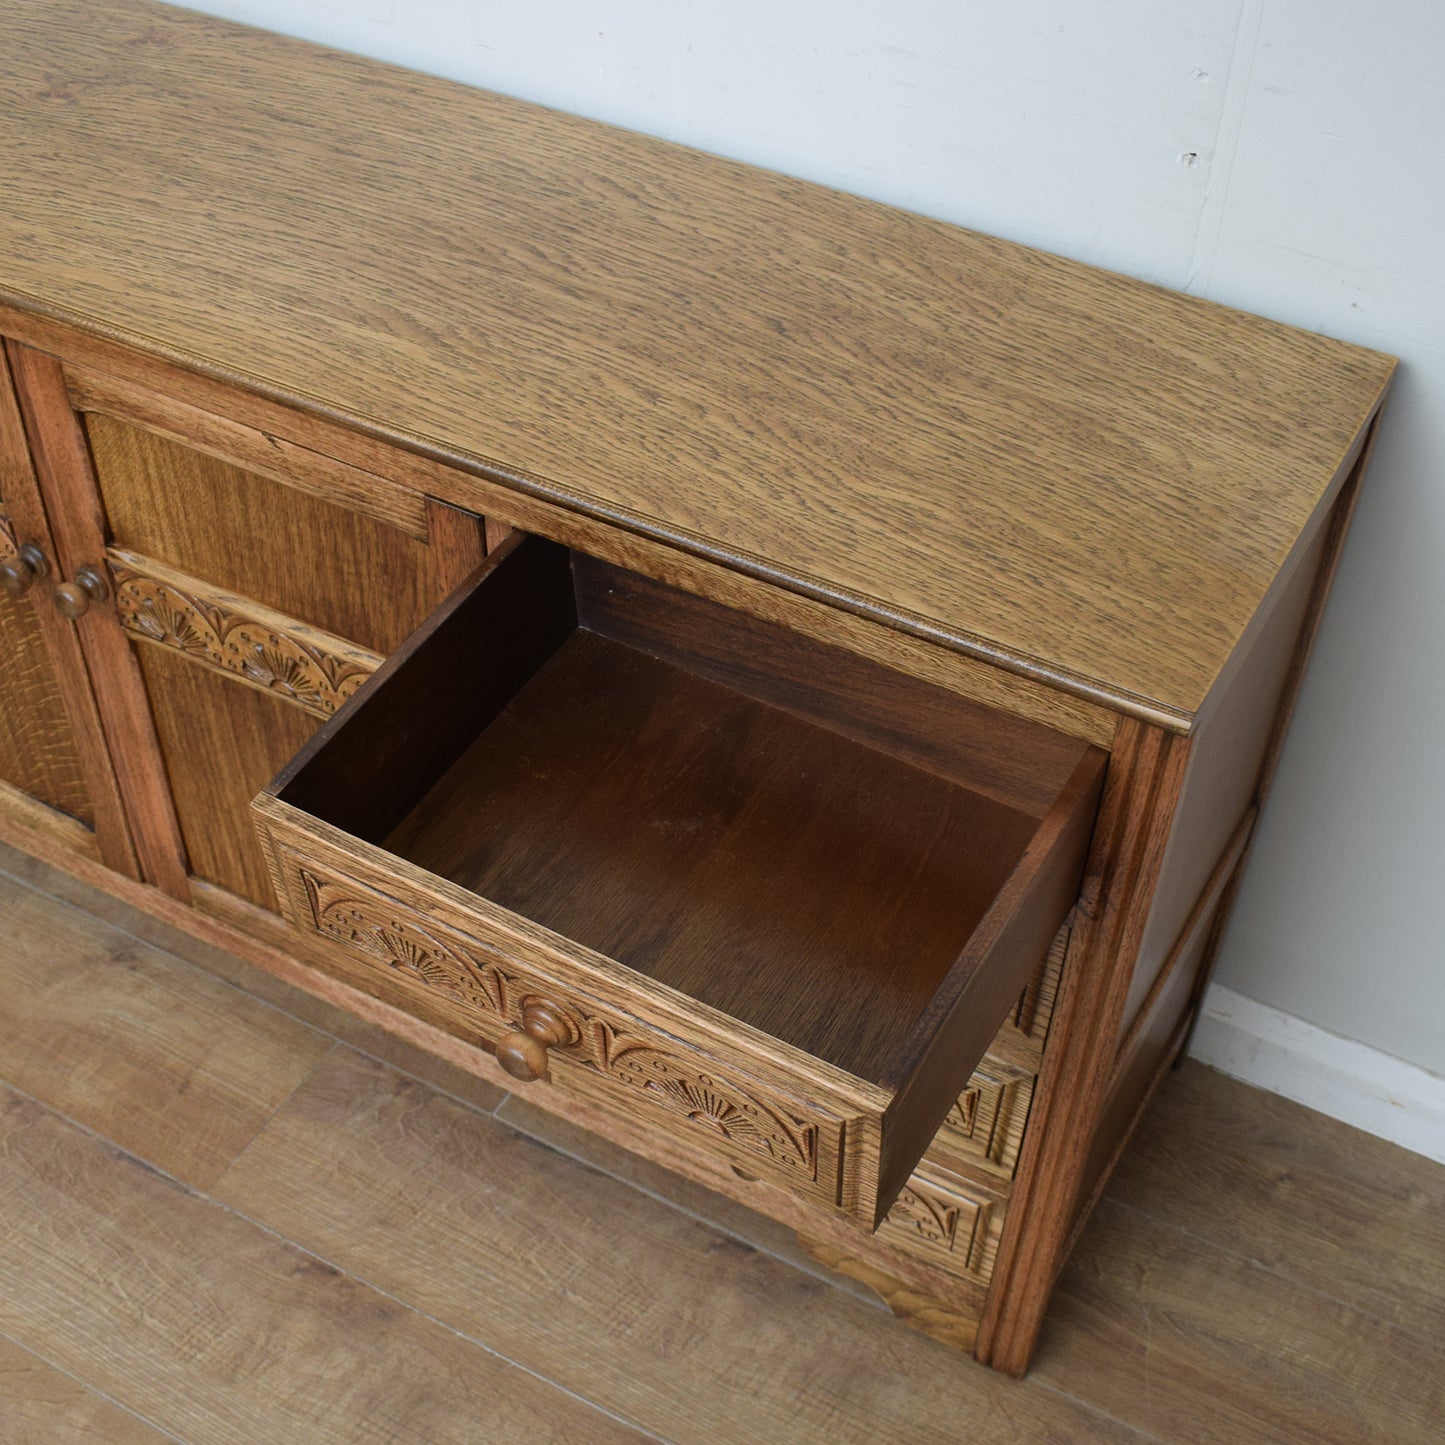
288;866;824;1185
375;925;500;1008
110;558;378;718
0;512;19;562
1012;920;1068;1042
129;590;212;654
242;641;329;709
302;871;507;1014
886;1178;993;1275
940;1065;1034;1172
608;1044;818;1177
950;1085;981;1136
890;1182;962;1250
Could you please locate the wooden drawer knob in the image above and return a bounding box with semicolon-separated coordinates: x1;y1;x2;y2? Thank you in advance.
494;998;579;1081
53;566;109;620
1;543;49;598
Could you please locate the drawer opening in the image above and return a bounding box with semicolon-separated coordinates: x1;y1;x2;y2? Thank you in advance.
270;533;1104;1091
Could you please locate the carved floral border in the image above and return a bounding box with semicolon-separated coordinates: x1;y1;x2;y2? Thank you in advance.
108;551;381;717
296;866;823;1182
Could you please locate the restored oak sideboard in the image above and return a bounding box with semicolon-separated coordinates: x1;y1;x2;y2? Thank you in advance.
0;0;1394;1374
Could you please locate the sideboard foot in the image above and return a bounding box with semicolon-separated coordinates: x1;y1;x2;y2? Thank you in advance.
796;1234;988;1359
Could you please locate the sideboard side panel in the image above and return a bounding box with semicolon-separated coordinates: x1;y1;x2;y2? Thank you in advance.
974;717;1190;1372
977;413;1383;1374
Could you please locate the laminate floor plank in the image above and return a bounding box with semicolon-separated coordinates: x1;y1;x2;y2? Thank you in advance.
5;849;1444;1443
214;1048;1142;1445
1032;1197;1444;1445
0;1084;649;1445
0;873;333;1189
0;1331;177;1444
1108;1059;1445;1343
0;842;507;1118
496;1093;884;1305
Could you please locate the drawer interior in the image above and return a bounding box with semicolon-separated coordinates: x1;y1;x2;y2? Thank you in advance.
273;534;1104;1090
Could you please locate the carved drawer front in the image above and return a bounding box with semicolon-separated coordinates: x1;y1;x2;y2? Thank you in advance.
877;1166;1007;1285
254;533;1104;1229
927;1057;1036;1180
264;836;851;1209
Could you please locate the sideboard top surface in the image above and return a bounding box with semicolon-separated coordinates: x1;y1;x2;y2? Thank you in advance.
0;0;1395;727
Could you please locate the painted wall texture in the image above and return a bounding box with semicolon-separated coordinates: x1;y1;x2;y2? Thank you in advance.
164;1;1445;1075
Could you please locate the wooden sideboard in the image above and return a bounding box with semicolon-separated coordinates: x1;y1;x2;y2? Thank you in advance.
0;0;1394;1374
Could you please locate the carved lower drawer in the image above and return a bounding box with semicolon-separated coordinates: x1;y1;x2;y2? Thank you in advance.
877;1165;1007;1285
267;845;850;1207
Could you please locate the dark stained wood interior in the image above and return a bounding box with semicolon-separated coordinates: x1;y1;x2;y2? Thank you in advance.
274;534;1100;1081
274;533;578;846
572;553;1088;817
388;628;1038;1079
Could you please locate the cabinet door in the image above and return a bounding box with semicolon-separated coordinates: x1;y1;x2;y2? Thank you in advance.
7;342;487;916
0;344;136;872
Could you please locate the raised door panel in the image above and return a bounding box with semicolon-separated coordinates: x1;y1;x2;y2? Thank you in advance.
136;644;318;909
8;341;486;908
0;508;93;831
78;409;486;911
0;343;137;871
85;412;441;655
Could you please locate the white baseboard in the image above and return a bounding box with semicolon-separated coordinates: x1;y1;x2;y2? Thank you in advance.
1187;984;1445;1166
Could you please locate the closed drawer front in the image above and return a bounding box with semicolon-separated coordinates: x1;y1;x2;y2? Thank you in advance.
877;1166;1007;1285
931;1056;1037;1180
917;919;1065;1181
256;533;1105;1229
1000;919;1068;1057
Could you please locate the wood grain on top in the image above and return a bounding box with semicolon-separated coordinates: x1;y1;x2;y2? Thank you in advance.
0;0;1395;725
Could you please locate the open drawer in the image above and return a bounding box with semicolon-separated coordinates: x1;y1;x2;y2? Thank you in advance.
254;533;1105;1228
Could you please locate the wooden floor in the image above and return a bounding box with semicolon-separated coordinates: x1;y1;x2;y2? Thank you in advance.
0;843;1441;1444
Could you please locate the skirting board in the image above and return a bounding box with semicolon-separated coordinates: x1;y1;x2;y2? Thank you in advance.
1189;984;1445;1166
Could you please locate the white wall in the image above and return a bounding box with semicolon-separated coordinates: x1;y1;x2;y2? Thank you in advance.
166;1;1445;1078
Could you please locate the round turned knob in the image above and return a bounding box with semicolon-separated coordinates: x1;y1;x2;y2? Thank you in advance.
0;543;50;598
494;998;579;1081
53;566;109;620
